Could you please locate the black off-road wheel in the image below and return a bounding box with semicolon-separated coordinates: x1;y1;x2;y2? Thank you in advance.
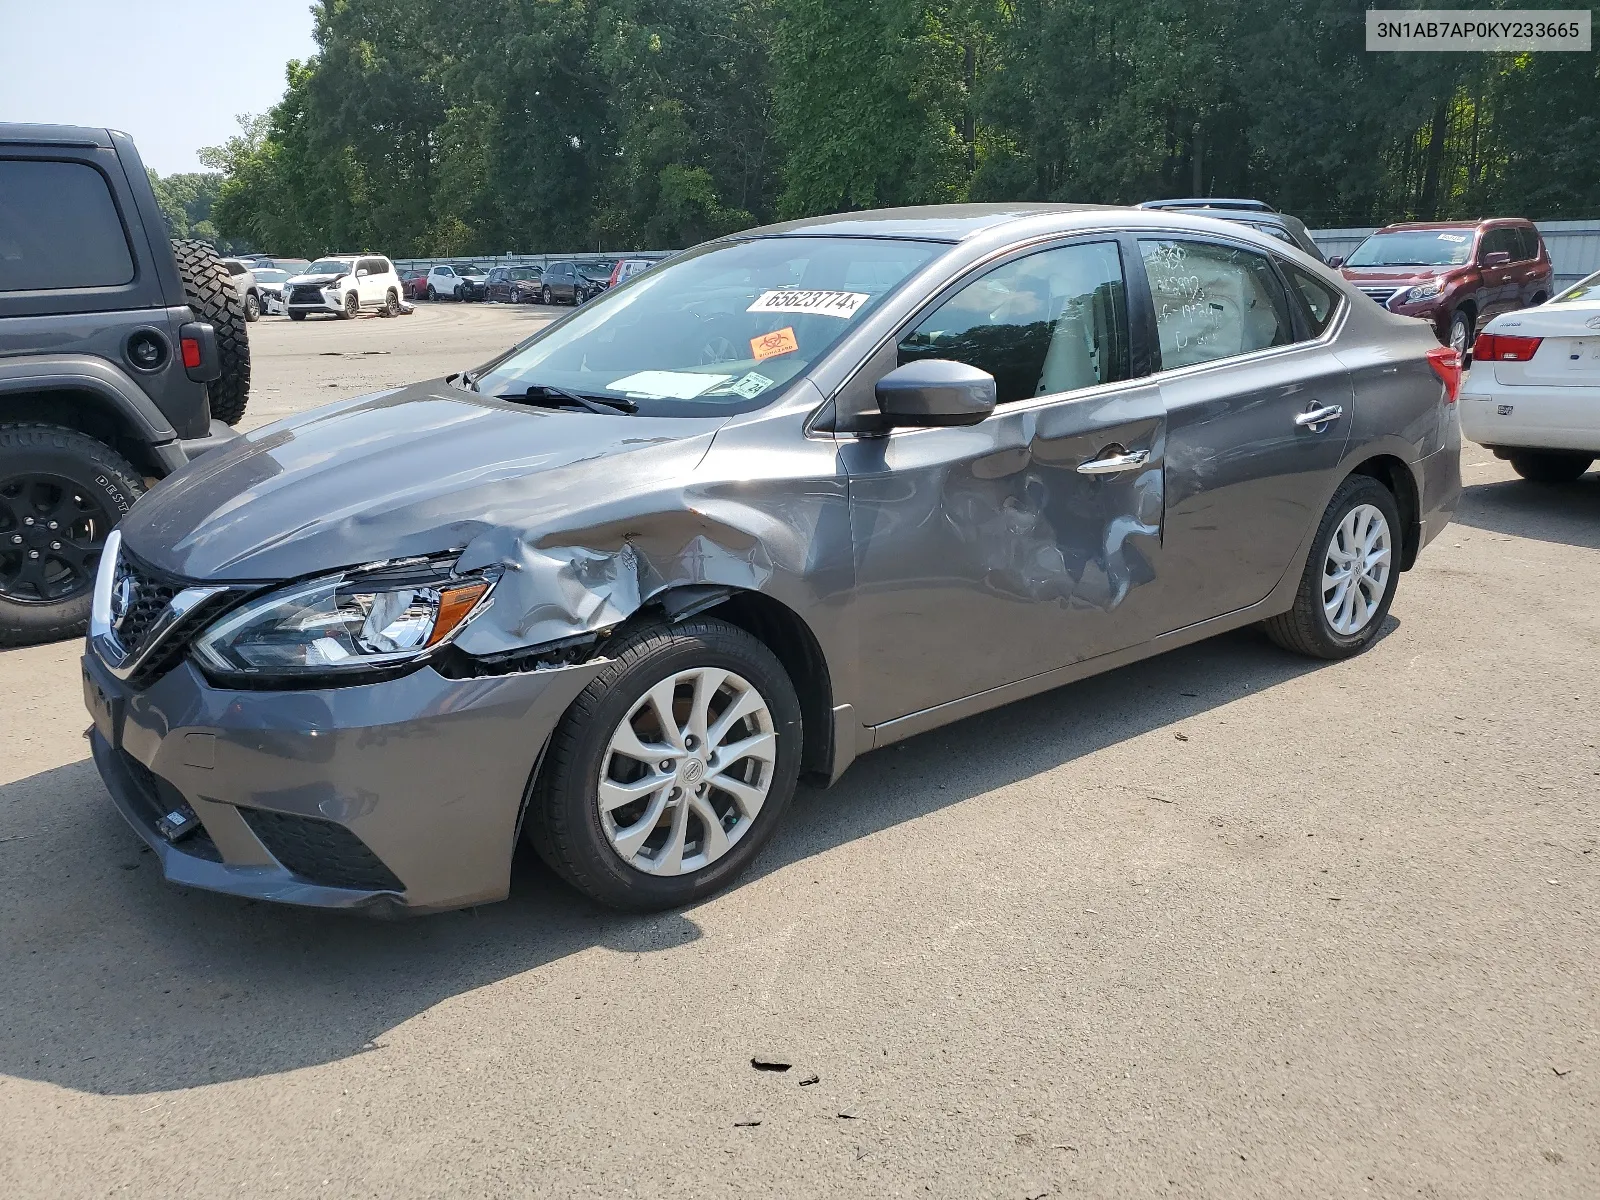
0;424;142;647
524;618;803;911
171;239;251;425
1262;474;1402;661
1507;451;1593;483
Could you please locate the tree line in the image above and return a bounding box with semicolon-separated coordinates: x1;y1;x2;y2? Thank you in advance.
201;0;1600;258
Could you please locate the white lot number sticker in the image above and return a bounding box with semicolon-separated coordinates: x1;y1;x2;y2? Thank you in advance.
607;370;730;399
748;289;870;319
727;371;774;399
1438;233;1469;242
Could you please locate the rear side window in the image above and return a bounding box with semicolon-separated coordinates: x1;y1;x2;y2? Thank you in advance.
1139;239;1293;370
1516;227;1540;261
1285;265;1341;335
0;159;135;292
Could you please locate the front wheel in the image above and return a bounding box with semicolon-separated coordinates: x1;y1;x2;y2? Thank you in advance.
288;311;306;321
383;289;401;318
1508;451;1593;483
243;291;261;322
524;618;803;911
1261;474;1402;660
341;291;359;320
1448;310;1473;355
541;285;552;306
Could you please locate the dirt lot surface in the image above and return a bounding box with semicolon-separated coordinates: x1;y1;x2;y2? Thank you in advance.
2;304;1596;1198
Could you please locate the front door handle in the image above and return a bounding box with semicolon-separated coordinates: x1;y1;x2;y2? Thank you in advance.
1077;448;1150;475
1294;404;1344;430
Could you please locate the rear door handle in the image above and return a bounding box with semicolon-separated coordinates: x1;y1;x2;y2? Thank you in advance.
1077;448;1150;475
1294;404;1344;430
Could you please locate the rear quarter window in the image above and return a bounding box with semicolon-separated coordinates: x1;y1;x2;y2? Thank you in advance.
1285;265;1341;335
0;159;136;291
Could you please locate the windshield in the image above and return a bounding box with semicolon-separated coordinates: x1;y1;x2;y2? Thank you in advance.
457;264;487;276
473;236;943;415
1346;230;1474;267
1551;269;1600;303
253;269;288;284
305;258;355;275
510;267;536;280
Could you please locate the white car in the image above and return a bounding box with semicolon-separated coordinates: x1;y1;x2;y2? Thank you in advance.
220;258;264;322
423;263;487;300
1460;269;1600;482
284;254;404;320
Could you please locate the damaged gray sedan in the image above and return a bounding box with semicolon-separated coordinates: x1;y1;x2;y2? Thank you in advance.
82;204;1461;913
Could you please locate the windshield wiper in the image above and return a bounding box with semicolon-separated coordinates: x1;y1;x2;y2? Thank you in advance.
510;383;638;415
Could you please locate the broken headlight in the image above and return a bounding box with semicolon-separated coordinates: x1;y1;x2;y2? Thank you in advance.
192;560;494;679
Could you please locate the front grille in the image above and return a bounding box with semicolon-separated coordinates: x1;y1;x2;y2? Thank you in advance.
126;592;234;690
113;554;178;655
239;808;405;893
112;549;236;690
289;285;325;304
1357;285;1404;308
117;750;222;862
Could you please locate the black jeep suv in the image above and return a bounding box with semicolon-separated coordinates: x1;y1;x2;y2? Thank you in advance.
0;123;251;645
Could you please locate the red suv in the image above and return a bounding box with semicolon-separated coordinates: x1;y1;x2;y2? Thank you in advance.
1335;219;1553;354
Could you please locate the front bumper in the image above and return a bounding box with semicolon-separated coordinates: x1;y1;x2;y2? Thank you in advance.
83;652;604;914
286;290;346;314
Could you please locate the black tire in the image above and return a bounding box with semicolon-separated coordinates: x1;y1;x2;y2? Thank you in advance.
171;239;250;426
1262;474;1402;661
1508;451;1594;483
341;291;360;320
1447;309;1473;356
541;285;552;306
288;311;306;321
425;285;437;301
1531;292;1548;306
0;424;143;647
525;618;803;911
243;290;261;322
383;289;401;318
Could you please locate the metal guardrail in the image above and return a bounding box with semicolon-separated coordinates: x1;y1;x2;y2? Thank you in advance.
389;249;677;274
1311;220;1600;286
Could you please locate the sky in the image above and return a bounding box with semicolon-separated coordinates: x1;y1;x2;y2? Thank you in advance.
0;0;317;175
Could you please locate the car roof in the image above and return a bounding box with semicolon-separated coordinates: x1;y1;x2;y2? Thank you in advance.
1376;219;1532;232
0;122;117;147
1139;197;1276;213
742;203;1120;242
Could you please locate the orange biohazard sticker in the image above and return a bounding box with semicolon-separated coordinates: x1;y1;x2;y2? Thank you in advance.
750;327;799;361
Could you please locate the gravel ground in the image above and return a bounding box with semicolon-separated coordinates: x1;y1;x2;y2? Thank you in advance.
1;304;1595;1199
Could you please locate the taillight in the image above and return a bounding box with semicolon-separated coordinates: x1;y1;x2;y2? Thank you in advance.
1426;345;1462;402
180;337;202;368
1470;332;1543;362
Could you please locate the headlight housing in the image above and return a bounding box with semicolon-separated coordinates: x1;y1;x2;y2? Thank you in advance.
1403;279;1443;304
193;559;494;680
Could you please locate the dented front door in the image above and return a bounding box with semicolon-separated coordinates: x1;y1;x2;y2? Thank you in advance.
843;381;1168;728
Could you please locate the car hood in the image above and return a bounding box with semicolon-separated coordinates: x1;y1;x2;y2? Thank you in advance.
285;272;346;286
1341;265;1463;285
119;380;725;581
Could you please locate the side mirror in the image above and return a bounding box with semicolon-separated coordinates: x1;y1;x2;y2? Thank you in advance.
356;268;370;278
875;359;997;428
1326;255;1345;269
1482;251;1511;267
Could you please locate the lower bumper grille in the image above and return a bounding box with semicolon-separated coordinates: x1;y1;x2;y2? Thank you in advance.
238;808;405;893
117;750;223;862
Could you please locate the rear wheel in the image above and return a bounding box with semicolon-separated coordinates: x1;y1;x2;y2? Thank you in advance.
171;239;250;425
1262;474;1401;660
0;424;142;647
1508;451;1593;483
525;618;802;911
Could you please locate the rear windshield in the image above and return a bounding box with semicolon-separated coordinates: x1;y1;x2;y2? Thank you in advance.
472;235;944;415
1346;230;1474;267
0;159;135;292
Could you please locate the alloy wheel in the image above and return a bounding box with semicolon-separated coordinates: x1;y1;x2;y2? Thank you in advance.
597;667;776;877
0;472;112;603
1322;503;1392;635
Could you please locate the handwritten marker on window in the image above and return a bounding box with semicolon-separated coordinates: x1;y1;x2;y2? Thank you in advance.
750;327;799;361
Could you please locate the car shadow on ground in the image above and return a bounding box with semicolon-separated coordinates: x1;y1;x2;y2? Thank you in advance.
1452;473;1600;550
0;622;1389;1097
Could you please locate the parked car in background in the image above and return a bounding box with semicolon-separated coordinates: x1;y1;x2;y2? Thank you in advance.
220;258;264;322
1137;199;1325;262
608;257;654;287
539;260;610;305
424;263;488;300
251;268;290;314
1459;265;1600;481
285;255;403;320
486;265;544;303
1335;219;1553;355
398;270;429;300
83;204;1460;914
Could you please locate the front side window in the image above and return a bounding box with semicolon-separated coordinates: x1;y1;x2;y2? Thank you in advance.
1140;239;1292;370
1346;230;1474;268
898;241;1130;404
472;235;942;414
1481;228;1519;262
1285;264;1340;335
0;159;135;292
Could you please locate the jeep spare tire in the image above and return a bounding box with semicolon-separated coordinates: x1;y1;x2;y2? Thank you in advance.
171;239;251;426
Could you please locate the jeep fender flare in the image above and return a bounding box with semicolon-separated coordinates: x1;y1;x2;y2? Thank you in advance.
0;355;185;472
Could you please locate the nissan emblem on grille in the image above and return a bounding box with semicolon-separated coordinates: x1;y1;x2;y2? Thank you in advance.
110;564;134;633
